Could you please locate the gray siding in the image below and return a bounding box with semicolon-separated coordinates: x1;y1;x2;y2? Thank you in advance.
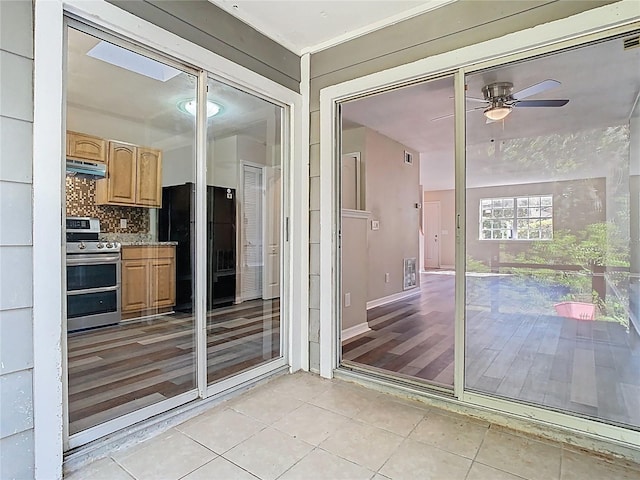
307;0;616;372
0;0;35;478
108;0;301;92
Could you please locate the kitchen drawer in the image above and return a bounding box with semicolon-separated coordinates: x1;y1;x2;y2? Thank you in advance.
121;245;175;260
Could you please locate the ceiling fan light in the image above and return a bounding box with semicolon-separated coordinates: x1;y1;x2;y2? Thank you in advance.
177;99;222;118
484;105;512;121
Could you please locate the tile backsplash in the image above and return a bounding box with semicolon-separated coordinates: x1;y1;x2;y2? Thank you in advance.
66;176;149;233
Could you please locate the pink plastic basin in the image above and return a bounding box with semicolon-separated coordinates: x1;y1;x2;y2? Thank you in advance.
554;301;595;321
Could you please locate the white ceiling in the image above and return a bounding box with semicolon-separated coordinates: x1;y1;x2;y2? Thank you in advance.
209;0;452;54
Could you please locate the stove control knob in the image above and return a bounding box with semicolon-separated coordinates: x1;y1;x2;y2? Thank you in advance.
106;242;113;249
78;242;86;250
97;242;104;249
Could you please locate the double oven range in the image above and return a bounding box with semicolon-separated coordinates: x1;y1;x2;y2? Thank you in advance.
66;217;121;332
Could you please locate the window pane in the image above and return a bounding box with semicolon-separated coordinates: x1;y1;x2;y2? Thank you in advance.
466;35;639;429
206;78;283;384
65;27;197;434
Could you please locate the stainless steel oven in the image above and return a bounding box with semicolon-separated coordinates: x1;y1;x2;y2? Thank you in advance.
66;217;121;331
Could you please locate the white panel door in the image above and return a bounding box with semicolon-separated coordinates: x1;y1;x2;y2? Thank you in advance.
424;201;440;268
241;164;263;300
262;166;281;300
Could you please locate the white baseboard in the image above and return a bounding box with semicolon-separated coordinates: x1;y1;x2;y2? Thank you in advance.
366;289;420;310
341;322;371;341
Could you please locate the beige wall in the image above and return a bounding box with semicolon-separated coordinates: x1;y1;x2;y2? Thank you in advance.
363;128;420;301
424;189;456;268
341;126;420;302
341;214;368;331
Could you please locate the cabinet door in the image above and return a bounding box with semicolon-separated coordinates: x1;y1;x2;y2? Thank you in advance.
107;142;137;205
136;147;163;207
121;260;150;312
149;257;176;308
67;131;107;163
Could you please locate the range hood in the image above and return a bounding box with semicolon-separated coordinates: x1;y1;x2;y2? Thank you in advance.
66;159;107;178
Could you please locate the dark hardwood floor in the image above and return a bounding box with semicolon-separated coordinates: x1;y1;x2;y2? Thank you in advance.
343;272;640;428
67;298;280;434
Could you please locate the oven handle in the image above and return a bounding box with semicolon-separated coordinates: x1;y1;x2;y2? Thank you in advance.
66;254;121;265
67;285;120;295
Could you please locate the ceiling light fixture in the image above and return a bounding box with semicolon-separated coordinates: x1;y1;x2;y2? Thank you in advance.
484;104;512;121
177;99;222;118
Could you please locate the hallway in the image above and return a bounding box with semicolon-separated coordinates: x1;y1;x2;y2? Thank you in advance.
66;372;639;480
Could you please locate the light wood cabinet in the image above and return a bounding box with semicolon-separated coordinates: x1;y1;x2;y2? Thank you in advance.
95;141;163;208
67;131;107;163
121;245;176;317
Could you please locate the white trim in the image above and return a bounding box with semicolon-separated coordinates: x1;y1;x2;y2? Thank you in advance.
68;390;199;449
319;0;640;440
33;0;305;467
33;1;65;477
205;358;288;397
439;264;455;270
293;52;310;372
301;0;456;55
462;392;640;452
341;209;371;219
366;289;420;310
453;69;466;401
341;322;371;341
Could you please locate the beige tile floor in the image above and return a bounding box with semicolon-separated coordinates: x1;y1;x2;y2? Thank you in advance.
66;372;640;480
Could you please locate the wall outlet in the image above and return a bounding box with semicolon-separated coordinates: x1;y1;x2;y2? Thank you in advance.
344;292;351;307
371;220;380;230
120;218;127;229
385;273;390;283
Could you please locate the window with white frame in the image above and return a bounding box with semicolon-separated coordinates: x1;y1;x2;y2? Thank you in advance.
480;195;553;240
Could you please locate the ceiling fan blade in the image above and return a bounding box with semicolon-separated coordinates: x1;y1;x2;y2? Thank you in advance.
466;96;488;103
512;79;560;100
431;106;484;121
515;99;569;107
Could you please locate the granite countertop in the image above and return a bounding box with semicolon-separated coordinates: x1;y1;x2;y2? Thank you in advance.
119;241;179;246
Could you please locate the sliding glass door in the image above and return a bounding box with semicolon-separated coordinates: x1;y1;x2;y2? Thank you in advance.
64;19;291;447
464;35;640;428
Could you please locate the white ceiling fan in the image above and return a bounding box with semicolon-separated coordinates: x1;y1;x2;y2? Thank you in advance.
433;79;569;122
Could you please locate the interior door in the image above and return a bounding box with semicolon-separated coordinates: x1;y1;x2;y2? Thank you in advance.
263;166;281;300
241;164;263;300
424;201;441;268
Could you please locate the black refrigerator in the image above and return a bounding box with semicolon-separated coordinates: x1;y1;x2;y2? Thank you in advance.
157;183;236;312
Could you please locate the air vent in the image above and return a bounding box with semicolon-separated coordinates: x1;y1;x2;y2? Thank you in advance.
623;35;640;50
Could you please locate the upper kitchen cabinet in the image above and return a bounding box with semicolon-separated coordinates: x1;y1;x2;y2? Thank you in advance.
96;141;163;208
67;131;107;163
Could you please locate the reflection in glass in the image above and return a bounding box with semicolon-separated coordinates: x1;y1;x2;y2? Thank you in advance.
65;27;197;434
205;78;283;384
465;36;640;428
339;76;456;388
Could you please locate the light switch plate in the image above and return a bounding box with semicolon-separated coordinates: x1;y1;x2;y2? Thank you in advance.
120;218;127;228
371;220;380;230
344;292;351;307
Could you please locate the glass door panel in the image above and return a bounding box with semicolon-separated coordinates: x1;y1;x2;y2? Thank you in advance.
465;36;640;428
65;26;197;435
205;78;283;384
339;76;456;388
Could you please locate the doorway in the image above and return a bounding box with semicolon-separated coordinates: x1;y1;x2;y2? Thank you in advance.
338;75;456;389
424;201;441;269
61;19;294;448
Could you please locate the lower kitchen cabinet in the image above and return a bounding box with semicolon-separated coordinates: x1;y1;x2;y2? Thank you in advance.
121;245;176;318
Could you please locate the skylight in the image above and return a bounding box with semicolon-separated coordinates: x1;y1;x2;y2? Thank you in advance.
86;41;181;82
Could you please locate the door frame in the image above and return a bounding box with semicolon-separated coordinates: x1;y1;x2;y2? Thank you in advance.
318;1;640;449
423;201;441;269
33;0;307;471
